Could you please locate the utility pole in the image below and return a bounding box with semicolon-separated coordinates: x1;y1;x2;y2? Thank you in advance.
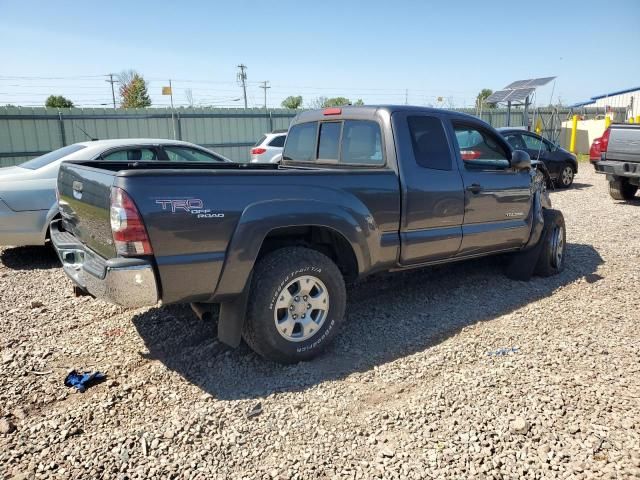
237;64;248;109
405;89;408;105
259;81;271;109
105;73;117;109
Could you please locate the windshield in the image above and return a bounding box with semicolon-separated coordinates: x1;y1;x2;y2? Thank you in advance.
19;144;87;170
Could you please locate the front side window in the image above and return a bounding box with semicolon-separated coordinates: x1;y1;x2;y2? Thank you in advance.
268;135;286;148
283;122;317;161
504;133;527;151
102;148;157;161
522;134;545;151
164;146;223;162
407;116;451;170
453;124;509;170
19;144;86;170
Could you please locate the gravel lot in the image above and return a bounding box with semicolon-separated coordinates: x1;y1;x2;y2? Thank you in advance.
1;166;639;479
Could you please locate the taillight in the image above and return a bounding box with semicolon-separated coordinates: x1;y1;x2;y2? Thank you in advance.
589;137;602;161
251;147;266;155
110;186;152;256
460;150;481;160
600;128;611;152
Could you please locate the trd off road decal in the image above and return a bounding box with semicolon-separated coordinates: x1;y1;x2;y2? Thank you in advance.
155;198;224;219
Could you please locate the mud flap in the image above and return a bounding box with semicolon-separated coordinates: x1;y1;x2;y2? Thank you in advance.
217;274;252;348
505;209;549;281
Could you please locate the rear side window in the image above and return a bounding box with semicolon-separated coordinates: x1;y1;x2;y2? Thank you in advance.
102;148;157;161
19;144;86;170
407;116;451;170
283;122;317;161
341;121;383;165
164;146;224;162
268;135;286;147
318;122;341;161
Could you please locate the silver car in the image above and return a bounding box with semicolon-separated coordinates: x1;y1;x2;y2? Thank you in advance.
0;139;230;247
250;131;287;163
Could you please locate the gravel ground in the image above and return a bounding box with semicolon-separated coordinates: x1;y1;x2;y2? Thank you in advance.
1;166;639;479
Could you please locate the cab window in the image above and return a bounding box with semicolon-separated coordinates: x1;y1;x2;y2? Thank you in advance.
283;122;317;161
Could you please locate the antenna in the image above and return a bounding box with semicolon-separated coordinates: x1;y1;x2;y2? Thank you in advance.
75;123;98;141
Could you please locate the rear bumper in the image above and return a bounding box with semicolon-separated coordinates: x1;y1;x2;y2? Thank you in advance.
595;160;640;179
50;220;159;308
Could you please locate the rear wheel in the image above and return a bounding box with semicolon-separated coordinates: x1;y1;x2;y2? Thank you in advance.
535;209;566;277
609;177;638;200
556;164;574;188
242;247;346;363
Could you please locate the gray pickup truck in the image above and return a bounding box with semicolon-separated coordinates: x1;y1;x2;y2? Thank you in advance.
595;123;640;200
52;106;566;363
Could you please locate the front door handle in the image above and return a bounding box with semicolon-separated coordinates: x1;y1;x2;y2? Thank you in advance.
466;183;482;194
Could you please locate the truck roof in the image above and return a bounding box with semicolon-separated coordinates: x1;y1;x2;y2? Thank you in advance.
293;105;480;123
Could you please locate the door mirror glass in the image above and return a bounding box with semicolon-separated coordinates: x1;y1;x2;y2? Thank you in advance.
511;150;531;170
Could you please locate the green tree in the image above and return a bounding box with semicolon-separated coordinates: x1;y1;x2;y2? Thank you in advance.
475;88;495;109
322;97;351;107
281;95;303;109
119;70;151;108
45;95;74;108
353;99;365;106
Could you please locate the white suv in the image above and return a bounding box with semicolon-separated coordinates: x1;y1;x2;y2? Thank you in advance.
250;131;287;163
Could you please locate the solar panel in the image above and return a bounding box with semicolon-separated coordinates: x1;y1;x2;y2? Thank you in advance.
504;76;555;89
485;90;512;103
507;87;536;102
486;87;536;104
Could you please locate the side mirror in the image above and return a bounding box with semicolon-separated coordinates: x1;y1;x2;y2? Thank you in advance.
511;150;531;170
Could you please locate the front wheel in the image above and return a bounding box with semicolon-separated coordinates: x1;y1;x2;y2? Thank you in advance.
556;163;574;188
535;209;566;277
609;177;638;200
242;247;346;363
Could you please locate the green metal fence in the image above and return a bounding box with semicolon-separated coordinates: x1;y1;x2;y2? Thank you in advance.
0;106;625;166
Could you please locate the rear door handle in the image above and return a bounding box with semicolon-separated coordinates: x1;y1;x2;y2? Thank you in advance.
466;183;482;194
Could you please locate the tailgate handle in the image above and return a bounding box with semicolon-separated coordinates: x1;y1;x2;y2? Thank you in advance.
72;181;83;192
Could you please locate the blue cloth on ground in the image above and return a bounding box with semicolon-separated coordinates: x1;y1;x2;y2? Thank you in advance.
64;370;106;392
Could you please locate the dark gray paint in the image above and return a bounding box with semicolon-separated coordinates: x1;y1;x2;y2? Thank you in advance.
57;106;548;307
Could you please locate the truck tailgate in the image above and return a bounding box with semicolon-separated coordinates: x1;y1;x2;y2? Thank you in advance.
607;125;640;163
57;162;117;259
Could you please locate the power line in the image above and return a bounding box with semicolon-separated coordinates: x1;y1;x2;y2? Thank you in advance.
105;73;118;109
259;81;271;108
236;64;248;109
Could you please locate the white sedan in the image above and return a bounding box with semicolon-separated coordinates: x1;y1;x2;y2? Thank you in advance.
0;139;230;247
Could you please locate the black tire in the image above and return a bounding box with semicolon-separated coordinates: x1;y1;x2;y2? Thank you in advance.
556;163;575;188
609;177;638;200
242;247;346;364
535;209;566;277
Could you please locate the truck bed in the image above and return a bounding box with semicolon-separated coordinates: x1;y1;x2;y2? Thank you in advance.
57;160;401;304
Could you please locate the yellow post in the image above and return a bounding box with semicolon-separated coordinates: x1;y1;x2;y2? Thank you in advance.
569;114;578;153
605;116;611;130
630;117;635;124
636;115;640;124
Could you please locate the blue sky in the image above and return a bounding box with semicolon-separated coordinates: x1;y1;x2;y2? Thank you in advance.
1;0;638;108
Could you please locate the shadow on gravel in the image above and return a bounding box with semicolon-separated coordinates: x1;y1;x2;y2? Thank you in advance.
549;182;592;192
132;242;603;401
0;245;60;270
